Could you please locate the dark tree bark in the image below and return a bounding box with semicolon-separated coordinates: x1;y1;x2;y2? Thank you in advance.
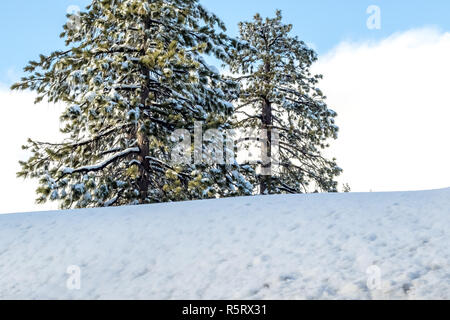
137;21;152;202
260;59;273;194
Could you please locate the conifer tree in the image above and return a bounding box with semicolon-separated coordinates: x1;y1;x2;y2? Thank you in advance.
12;0;252;209
229;11;342;194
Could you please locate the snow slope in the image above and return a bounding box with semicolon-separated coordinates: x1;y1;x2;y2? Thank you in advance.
0;189;449;300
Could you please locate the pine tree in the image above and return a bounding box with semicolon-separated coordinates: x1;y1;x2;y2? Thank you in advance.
229;11;342;194
12;0;252;209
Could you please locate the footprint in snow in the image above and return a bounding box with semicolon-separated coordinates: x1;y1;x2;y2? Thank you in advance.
279;273;298;283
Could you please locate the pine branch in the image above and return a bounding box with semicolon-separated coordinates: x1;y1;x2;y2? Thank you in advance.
59;147;140;179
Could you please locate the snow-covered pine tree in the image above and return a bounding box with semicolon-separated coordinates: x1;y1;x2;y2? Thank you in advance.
229;11;342;194
12;0;252;209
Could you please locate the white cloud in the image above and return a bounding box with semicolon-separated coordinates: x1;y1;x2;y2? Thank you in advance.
0;85;63;213
314;28;450;192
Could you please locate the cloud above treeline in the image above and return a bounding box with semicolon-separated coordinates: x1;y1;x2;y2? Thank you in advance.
314;27;450;192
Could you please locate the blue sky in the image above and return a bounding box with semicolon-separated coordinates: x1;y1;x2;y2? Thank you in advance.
1;0;450;85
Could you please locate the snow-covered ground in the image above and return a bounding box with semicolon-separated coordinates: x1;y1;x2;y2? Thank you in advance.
0;188;449;300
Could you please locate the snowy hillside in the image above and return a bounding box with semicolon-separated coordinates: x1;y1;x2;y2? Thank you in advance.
0;188;449;300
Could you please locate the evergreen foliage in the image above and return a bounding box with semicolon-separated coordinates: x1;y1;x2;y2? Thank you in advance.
12;0;253;208
229;11;342;194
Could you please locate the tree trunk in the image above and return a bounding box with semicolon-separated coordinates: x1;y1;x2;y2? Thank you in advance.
137;21;152;202
260;56;273;195
137;131;150;202
136;82;151;202
260;96;272;194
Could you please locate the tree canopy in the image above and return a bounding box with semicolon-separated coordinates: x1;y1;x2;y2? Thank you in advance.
229;10;342;194
12;0;252;208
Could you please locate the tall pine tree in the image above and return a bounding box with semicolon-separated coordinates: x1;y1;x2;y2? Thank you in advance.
229;11;342;194
12;0;252;209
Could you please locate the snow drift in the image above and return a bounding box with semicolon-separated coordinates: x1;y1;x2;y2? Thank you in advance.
0;188;449;300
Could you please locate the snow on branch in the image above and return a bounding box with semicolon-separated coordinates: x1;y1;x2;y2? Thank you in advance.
60;147;140;177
